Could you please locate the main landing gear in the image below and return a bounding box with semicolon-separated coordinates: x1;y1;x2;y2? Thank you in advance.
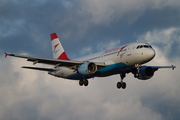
117;73;126;89
79;79;89;86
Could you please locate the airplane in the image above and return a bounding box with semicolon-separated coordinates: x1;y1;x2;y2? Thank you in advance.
5;33;176;89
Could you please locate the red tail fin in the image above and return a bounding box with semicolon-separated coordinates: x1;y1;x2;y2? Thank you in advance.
50;33;70;60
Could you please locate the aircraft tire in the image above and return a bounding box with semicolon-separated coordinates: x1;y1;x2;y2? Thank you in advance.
84;80;89;86
117;82;121;89
122;82;126;89
79;80;84;86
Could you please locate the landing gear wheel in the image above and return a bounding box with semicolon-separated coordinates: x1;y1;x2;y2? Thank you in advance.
79;80;84;86
79;79;89;86
121;82;126;89
117;82;126;89
117;73;127;89
84;80;89;86
117;82;121;89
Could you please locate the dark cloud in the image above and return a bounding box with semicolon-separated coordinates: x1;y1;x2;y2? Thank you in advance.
1;0;180;58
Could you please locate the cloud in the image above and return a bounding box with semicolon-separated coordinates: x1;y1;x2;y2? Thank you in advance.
77;40;120;57
137;27;180;59
135;28;180;119
97;40;121;51
1;0;180;58
1;27;180;120
0;0;180;120
81;0;180;25
79;47;92;55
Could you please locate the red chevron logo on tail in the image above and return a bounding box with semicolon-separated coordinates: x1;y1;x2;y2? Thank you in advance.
53;43;60;53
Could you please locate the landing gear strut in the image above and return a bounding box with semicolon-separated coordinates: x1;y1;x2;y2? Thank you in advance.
117;73;126;89
134;64;142;77
79;79;89;86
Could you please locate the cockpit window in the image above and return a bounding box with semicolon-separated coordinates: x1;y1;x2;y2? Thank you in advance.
149;45;152;48
136;45;152;49
144;45;149;48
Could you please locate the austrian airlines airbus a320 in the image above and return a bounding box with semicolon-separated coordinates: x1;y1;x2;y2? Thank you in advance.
5;33;176;89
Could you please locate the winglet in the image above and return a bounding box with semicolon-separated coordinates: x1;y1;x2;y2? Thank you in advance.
172;65;176;70
4;52;8;58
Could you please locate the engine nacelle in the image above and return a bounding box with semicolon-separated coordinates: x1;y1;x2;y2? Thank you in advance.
134;66;154;80
78;62;97;75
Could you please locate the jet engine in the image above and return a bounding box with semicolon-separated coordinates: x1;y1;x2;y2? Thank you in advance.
78;62;97;75
134;66;154;80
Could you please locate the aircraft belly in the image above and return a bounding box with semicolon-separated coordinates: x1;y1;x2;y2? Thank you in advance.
99;62;128;74
66;73;84;80
50;67;92;80
49;67;76;79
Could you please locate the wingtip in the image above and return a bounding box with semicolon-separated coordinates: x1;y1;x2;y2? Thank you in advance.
172;65;176;70
4;52;8;58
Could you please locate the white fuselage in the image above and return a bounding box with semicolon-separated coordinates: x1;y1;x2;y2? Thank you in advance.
49;42;155;80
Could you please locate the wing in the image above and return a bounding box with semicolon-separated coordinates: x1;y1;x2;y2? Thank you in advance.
123;65;176;75
5;53;106;69
150;65;176;71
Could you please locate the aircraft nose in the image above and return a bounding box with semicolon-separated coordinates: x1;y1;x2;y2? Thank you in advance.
148;48;156;60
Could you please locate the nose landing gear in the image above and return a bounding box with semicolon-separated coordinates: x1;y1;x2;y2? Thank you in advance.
135;64;142;77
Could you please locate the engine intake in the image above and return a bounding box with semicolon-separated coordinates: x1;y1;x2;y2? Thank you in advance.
134;66;154;80
78;62;97;75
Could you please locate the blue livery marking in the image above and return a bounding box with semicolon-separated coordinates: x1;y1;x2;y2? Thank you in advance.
99;62;128;73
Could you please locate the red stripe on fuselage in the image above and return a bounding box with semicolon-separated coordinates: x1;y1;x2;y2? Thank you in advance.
57;52;70;60
117;45;127;56
51;33;58;41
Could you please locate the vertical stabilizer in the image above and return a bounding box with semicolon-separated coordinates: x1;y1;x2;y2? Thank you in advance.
51;33;70;60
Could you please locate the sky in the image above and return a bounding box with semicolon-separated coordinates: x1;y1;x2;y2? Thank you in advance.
0;0;180;120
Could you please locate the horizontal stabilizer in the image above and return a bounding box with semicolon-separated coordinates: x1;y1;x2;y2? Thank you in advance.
22;66;56;72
